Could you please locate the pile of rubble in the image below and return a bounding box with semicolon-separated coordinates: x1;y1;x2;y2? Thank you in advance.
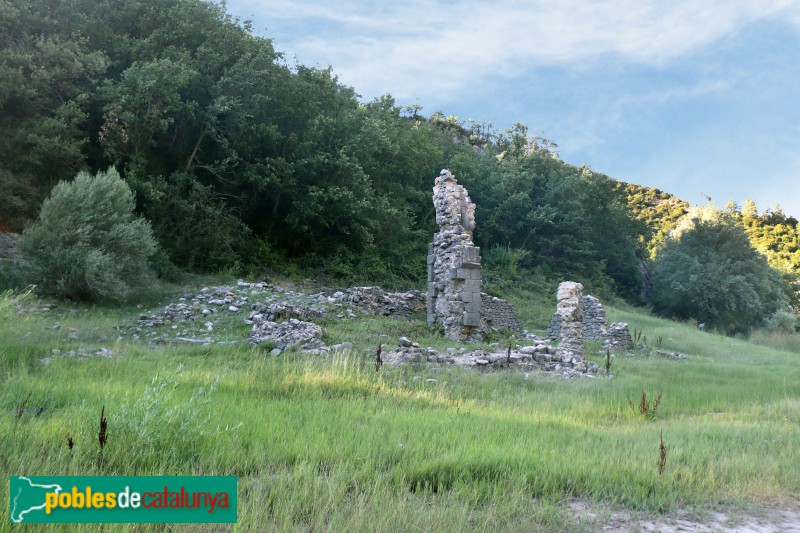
382;337;600;377
249;318;327;355
327;286;425;317
117;281;334;343
247;302;325;324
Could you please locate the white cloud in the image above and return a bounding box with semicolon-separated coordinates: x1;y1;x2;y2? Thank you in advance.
227;0;800;99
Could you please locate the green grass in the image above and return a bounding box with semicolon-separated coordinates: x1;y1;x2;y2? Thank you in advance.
1;283;799;531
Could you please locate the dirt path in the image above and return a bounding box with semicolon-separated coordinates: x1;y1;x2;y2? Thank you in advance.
571;500;800;532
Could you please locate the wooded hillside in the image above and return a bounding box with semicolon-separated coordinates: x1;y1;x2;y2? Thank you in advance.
1;0;797;314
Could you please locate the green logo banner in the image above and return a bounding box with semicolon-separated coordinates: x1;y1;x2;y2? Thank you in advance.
9;476;237;523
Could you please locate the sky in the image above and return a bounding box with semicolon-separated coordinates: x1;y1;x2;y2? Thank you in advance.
223;0;800;218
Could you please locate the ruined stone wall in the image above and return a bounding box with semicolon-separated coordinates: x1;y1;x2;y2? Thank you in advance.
582;295;607;340
604;322;633;352
547;313;562;339
426;170;483;341
549;293;607;342
481;293;523;333
554;281;584;360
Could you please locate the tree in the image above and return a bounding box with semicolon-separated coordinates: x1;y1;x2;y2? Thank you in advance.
19;168;157;301
650;208;790;334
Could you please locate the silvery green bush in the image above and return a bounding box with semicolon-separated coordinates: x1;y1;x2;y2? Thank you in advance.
19;167;157;301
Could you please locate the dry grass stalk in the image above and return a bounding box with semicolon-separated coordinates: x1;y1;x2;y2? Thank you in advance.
13;391;32;434
98;405;108;453
67;434;74;451
659;430;667;474
506;344;512;368
628;389;663;419
375;342;382;372
605;348;612;375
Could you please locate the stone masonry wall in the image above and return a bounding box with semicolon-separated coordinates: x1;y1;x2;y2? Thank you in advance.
604;322;633;352
427;170;483;341
549;293;607;342
481;293;523;333
582;295;608;340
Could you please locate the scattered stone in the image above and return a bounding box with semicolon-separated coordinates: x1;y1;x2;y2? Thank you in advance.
331;342;353;351
398;336;412;347
654;350;687;360
175;337;213;344
42;347;115;364
381;341;599;377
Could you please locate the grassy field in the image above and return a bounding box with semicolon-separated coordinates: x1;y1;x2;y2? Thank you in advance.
1;282;799;531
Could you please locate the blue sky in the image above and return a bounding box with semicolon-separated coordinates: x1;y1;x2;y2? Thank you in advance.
223;0;800;218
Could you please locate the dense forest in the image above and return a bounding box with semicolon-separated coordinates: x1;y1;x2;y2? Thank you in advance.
1;0;797;329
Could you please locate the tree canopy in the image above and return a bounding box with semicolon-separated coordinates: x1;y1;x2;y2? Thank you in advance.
650;208;790;334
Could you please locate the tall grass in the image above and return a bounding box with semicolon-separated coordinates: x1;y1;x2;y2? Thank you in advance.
0;288;798;531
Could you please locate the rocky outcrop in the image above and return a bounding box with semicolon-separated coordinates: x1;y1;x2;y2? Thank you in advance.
426;170;483;341
603;322;633;352
554;281;584;360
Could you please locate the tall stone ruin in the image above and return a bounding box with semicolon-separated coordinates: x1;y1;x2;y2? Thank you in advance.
427;170;483;341
549;293;607;341
554;281;584;360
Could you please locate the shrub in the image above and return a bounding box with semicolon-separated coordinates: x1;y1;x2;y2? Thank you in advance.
763;309;797;333
18;167;157;301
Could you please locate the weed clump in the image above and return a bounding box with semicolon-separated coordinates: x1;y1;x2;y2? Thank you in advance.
628;390;662;419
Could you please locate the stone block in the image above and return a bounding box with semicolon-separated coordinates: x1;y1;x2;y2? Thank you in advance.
464;279;481;291
465;300;481;313
462;311;480;327
461;291;480;303
427;254;436;265
462;246;481;263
